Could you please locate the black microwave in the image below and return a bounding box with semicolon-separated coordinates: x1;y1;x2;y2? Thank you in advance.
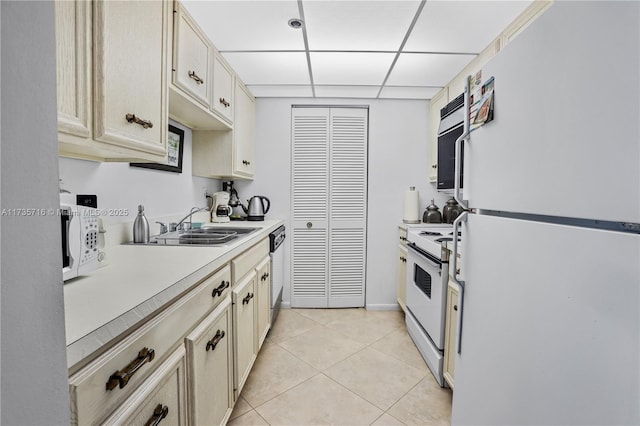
437;94;464;193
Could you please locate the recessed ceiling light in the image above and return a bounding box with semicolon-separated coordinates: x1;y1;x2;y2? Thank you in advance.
288;18;304;29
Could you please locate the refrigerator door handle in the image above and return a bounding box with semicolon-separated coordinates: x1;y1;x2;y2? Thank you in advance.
452;211;467;354
454;75;471;210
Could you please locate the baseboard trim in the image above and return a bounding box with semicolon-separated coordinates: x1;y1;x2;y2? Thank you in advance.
365;304;401;311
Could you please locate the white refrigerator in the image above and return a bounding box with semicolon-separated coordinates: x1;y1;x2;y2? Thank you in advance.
450;2;639;425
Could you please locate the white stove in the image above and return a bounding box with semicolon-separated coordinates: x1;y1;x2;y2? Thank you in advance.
404;223;456;387
407;225;457;260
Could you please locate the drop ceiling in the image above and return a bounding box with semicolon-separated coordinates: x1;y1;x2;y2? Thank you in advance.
183;0;533;99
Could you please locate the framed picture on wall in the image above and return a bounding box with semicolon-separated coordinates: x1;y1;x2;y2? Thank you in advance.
130;124;184;173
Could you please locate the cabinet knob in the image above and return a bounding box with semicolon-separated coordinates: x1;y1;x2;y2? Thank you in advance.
145;404;169;426
125;113;153;129
453;305;458;311
188;70;204;84
307;222;313;229
432;164;437;169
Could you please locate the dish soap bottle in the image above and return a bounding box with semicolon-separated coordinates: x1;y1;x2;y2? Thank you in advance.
133;204;150;243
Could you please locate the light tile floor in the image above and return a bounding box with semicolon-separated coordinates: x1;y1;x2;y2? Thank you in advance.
228;308;452;426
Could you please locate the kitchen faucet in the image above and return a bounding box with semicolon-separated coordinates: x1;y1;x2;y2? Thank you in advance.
157;206;209;234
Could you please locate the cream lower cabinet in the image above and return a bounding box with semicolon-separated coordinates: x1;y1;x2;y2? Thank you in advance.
397;226;408;312
232;272;257;399
255;256;271;349
444;278;460;389
102;346;187;426
185;296;233;426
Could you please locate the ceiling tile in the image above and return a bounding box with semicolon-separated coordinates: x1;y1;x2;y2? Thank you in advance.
310;52;395;85
387;53;475;87
303;0;421;51
182;1;304;50
247;85;314;98
314;85;380;98
405;1;533;53
379;86;442;100
221;52;310;85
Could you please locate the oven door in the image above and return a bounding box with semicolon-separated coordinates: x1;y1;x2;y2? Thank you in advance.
406;243;448;349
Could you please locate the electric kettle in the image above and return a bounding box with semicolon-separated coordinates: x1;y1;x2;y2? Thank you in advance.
242;196;270;221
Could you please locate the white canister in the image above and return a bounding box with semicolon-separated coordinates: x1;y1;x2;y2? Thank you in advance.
403;186;420;224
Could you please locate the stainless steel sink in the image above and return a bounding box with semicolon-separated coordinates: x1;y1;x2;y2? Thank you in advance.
151;227;258;246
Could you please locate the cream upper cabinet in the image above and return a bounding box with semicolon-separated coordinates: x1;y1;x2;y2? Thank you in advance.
428;87;449;183
172;1;212;108
92;0;169;160
56;0;170;162
192;79;256;180
55;0;92;141
212;52;235;123
255;256;271;350
233;80;256;178
185;296;234;426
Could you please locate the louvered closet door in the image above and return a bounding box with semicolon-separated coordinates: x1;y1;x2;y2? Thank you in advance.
328;108;367;307
291;108;330;307
291;107;368;308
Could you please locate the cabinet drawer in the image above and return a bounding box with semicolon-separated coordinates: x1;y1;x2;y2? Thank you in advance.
232;238;269;282
103;346;187;425
399;226;408;246
69;265;231;425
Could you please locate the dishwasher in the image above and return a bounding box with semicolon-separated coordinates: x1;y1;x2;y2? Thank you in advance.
269;225;286;324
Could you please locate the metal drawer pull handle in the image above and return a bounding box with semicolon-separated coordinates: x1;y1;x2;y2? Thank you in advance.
242;292;254;305
106;347;155;390
125;114;153;129
261;272;269;281
145;404;168;426
188;70;204;84
212;280;230;297
206;330;225;351
242;160;251;166
219;98;230;108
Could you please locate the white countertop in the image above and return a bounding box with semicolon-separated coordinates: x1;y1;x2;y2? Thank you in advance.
64;219;283;368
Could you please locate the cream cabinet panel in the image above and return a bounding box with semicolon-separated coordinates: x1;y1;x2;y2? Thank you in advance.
92;0;169;161
185;296;233;426
428;87;449;183
212;53;234;123
232;273;257;398
448;40;500;99
444;280;460;389
102;347;187;426
255;256;271;350
397;244;408;312
232;238;269;282
192;80;255;180
173;1;212;108
55;0;92;141
233;80;256;178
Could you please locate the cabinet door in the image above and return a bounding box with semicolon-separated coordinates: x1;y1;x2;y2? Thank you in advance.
443;281;460;389
397;244;408;312
185;296;233;426
428;87;448;182
93;0;169;160
255;256;271;350
55;0;92;141
102;347;187;426
212;53;234;123
173;2;212;108
232;273;256;398
233;80;255;178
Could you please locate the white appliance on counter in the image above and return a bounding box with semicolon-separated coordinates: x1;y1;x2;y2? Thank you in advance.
449;2;639;425
405;225;455;387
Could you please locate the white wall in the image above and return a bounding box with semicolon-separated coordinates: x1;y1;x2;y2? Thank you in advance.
235;98;449;309
1;1;70;423
59;120;221;235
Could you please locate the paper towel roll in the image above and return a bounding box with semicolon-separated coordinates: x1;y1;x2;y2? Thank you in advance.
403;187;420;224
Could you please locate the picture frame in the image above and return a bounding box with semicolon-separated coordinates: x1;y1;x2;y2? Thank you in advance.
130;124;185;173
